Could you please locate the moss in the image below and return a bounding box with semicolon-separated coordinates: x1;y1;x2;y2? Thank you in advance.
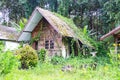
50;16;69;36
53;12;93;47
7;34;15;39
0;29;18;40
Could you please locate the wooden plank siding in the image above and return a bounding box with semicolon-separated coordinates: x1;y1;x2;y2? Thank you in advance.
32;18;67;57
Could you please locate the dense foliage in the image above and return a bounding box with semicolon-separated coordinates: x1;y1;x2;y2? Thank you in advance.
0;0;120;80
1;0;119;51
0;41;19;74
0;56;120;80
0;43;119;80
38;48;46;61
16;45;38;69
51;56;65;65
1;0;120;38
0;41;4;53
0;51;19;74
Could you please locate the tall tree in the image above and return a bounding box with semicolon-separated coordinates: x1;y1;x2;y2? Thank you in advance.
0;0;25;22
1;0;120;40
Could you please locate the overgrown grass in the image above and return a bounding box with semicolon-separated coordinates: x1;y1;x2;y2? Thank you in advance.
1;56;120;80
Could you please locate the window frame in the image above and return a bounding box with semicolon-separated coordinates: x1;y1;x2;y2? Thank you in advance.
45;40;49;49
50;40;54;49
45;40;54;49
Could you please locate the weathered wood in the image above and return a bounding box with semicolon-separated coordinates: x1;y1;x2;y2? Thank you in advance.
114;34;120;54
32;18;67;57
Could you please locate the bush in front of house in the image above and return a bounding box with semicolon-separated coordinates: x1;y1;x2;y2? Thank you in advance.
0;51;20;74
51;56;65;65
16;45;38;69
38;48;46;61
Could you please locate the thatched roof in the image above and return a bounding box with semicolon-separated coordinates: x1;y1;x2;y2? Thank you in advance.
0;25;19;41
100;26;120;41
18;7;92;47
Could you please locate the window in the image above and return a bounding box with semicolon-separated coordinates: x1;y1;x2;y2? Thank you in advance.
45;40;54;49
45;40;49;49
50;40;54;49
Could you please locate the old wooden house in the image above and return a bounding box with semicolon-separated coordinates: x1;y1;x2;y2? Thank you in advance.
0;25;19;50
100;25;120;53
18;7;92;58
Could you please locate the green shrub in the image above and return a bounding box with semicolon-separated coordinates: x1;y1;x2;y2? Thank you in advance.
51;56;65;65
96;42;109;57
0;41;4;53
16;45;38;69
0;51;20;74
38;48;46;61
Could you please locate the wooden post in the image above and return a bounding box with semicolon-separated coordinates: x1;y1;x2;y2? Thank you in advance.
115;37;118;54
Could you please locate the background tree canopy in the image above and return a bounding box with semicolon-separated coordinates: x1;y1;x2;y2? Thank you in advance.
0;0;120;40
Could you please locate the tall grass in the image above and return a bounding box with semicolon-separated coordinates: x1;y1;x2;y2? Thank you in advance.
1;55;120;80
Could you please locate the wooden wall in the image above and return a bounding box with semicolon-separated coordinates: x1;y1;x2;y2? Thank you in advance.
32;18;69;57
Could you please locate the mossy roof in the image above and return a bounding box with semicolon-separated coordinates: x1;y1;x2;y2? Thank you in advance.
0;25;19;41
19;7;93;47
53;13;93;47
37;7;92;47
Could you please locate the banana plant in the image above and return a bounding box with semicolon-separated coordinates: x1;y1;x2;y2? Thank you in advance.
9;18;27;32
